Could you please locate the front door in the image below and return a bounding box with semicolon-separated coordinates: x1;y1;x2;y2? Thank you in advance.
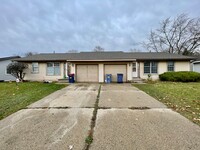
132;62;137;77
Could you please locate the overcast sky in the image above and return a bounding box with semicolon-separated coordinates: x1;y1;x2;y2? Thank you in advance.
0;0;199;57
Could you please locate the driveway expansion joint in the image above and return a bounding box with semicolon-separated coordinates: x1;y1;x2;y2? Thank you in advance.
128;106;150;110
25;106;71;109
83;84;101;150
25;106;170;110
25;106;96;109
98;106;170;110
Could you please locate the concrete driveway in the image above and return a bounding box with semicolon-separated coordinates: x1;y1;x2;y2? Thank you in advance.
91;84;200;150
0;84;98;150
0;83;200;150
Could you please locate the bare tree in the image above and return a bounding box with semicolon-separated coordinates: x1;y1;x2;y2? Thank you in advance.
7;62;28;81
93;46;104;52
143;14;200;55
24;52;37;57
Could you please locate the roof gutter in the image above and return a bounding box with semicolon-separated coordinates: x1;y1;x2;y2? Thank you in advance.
13;59;68;62
192;60;200;64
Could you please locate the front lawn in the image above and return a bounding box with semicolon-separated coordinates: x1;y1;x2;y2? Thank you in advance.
0;82;66;120
133;82;200;126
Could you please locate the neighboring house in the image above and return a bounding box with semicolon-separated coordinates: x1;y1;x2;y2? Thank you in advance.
0;56;20;81
14;52;194;82
192;56;200;73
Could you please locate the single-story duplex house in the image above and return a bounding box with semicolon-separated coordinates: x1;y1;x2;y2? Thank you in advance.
0;56;20;81
191;56;200;73
14;51;194;82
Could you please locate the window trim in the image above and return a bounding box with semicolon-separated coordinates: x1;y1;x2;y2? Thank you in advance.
132;62;136;72
143;61;158;74
151;61;158;74
31;62;39;74
5;66;11;75
144;61;151;74
46;62;61;76
167;61;175;72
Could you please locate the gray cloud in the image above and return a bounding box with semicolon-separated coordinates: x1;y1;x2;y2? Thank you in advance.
0;0;199;57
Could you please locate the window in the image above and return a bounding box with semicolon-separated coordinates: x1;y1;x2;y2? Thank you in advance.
144;62;151;74
32;62;39;73
47;62;60;76
151;62;158;73
144;61;158;74
132;62;136;72
6;66;11;74
168;61;174;71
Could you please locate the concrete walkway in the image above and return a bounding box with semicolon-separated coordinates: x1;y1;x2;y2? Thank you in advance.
0;83;200;150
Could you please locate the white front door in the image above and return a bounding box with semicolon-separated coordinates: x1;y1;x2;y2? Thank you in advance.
132;62;138;77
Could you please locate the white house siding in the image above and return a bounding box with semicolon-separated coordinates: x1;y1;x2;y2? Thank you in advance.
139;61;190;80
0;60;16;81
193;62;200;73
24;62;64;81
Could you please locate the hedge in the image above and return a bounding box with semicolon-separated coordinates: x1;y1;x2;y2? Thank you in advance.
159;71;200;82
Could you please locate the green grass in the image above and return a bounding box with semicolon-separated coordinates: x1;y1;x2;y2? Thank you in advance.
133;82;200;126
0;82;66;120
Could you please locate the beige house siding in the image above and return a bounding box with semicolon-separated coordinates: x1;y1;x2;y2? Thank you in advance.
139;61;190;80
139;62;156;80
71;63;76;75
126;63;132;81
127;63;132;81
23;60;191;82
24;62;64;81
175;61;190;71
104;65;127;82
98;64;104;82
158;62;168;74
70;61;132;82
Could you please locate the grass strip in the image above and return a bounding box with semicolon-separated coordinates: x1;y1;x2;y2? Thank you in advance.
133;82;200;126
0;82;66;120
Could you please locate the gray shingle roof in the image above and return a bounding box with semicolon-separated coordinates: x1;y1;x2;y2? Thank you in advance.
0;56;20;62
14;51;195;62
14;53;71;62
126;52;195;60
195;56;200;61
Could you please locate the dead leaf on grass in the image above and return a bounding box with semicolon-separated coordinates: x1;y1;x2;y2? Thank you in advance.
193;118;200;121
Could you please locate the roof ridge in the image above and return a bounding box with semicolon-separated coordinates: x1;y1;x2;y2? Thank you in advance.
0;56;20;61
79;51;124;53
13;52;195;62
